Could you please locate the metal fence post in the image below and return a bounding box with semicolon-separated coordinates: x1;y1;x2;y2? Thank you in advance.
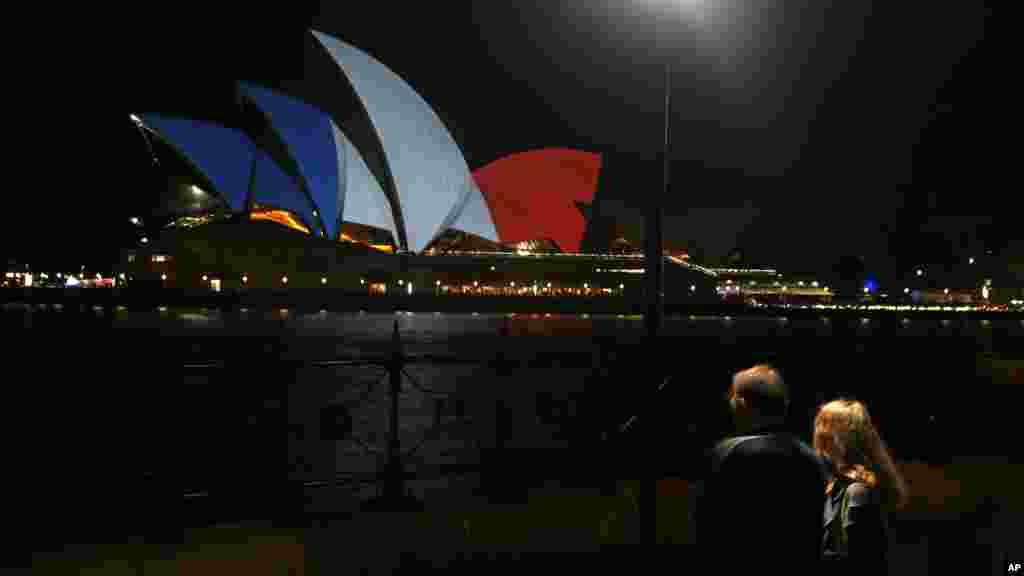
386;320;403;501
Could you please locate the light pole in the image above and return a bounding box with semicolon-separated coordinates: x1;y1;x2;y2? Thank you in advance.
639;1;705;338
645;59;670;338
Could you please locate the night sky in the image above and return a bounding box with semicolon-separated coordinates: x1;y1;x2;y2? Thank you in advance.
12;1;1016;275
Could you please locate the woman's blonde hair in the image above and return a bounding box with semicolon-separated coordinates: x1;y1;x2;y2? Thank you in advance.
814;398;878;494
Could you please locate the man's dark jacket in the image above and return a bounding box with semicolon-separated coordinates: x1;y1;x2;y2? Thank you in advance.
694;427;831;568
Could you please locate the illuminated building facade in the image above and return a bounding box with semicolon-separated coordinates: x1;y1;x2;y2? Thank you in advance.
114;31;717;300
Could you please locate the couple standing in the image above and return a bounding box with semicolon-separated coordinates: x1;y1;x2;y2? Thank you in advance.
694;364;909;572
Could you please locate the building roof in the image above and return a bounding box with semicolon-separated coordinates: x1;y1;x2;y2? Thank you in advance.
313;30;498;253
472;148;602;253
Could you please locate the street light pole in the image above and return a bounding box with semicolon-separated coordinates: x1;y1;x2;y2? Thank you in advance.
645;58;670;338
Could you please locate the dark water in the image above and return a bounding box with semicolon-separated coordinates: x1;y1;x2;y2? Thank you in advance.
9;306;1023;569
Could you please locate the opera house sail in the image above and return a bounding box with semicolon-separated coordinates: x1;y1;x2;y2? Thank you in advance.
312;30;498;253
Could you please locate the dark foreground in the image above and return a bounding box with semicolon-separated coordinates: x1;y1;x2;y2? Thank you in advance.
8;308;1023;573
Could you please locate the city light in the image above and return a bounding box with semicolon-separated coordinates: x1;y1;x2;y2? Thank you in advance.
969;257;975;265
161;274;167;281
243;275;248;283
904;288;910;294
190;185;204;197
690;285;696;292
282;276;288;284
916;269;924;277
129;217;141;225
202;275;208;281
140;237;148;244
321;277;327;285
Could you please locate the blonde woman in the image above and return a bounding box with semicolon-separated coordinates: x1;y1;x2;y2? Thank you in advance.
814;399;909;570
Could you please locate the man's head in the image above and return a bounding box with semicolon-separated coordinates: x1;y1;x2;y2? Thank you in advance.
728;364;789;432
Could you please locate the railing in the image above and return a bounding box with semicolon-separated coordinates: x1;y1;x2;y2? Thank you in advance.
178;319;627;513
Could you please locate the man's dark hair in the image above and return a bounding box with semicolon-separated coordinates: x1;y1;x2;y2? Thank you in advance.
733;364;789;422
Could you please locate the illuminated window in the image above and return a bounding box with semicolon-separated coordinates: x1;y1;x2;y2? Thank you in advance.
127;254;136;263
152;255;169;263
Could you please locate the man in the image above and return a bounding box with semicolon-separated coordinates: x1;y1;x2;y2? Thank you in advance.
694;365;831;568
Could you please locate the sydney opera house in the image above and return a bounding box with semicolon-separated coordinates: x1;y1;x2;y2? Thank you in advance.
118;29;718;301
